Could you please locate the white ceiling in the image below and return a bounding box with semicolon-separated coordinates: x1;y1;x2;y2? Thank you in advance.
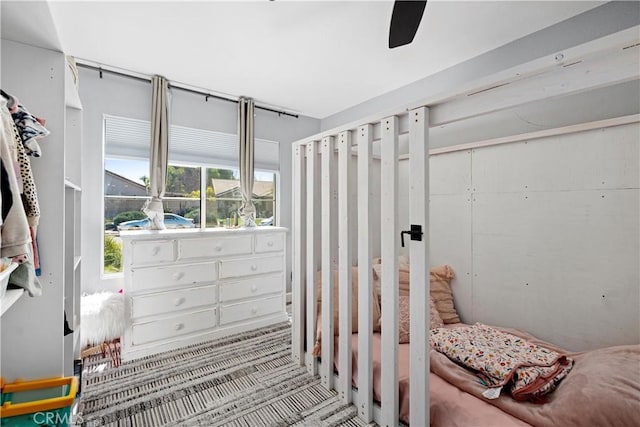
35;1;604;118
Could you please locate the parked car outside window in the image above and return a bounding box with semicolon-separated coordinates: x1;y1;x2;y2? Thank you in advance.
260;216;274;226
117;213;195;230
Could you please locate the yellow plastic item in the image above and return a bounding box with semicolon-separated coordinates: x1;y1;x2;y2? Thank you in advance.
0;376;78;418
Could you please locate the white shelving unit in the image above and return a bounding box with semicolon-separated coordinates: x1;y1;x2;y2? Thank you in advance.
63;66;83;377
1;39;83;382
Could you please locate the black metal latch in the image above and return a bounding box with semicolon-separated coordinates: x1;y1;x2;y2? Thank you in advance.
400;224;423;247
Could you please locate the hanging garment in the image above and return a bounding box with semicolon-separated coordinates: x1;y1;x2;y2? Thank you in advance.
30;226;40;276
1;160;12;222
11;103;49;157
10;119;40;226
7;102;41;274
9;259;42;297
4;93;19;114
0;101;30;258
0;100;41;297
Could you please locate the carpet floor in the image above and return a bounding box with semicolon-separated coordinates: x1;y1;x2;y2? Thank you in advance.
79;322;374;427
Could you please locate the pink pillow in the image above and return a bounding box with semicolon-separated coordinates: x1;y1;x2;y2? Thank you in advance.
398;296;444;343
430;296;444;329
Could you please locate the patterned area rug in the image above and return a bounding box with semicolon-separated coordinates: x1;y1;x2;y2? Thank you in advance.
80;322;374;427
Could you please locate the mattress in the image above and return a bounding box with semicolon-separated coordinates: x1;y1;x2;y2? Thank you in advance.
334;325;640;426
336;331;528;426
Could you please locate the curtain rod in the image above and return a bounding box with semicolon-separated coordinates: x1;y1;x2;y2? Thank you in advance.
76;63;299;119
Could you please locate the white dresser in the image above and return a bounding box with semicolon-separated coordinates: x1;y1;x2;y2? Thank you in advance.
120;227;288;361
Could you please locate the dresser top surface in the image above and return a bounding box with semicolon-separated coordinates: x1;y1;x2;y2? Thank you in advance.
120;226;287;241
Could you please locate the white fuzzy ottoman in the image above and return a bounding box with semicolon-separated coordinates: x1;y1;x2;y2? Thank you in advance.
81;291;126;365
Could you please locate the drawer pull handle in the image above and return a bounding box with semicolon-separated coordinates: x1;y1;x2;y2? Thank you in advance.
174;323;185;331
152;246;161;256
174;297;186;306
250;265;258;272
251;307;258;315
172;272;184;280
251;285;258;293
215;245;222;252
267;241;274;247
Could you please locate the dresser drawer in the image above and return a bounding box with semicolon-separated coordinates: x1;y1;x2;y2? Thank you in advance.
129;262;217;293
219;295;283;325
219;274;283;302
179;235;252;260
255;233;285;253
131;285;218;319
131;308;217;346
219;255;283;279
131;240;175;265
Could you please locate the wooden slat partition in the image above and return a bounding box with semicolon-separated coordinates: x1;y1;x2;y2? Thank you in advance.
288;31;634;424
320;136;335;389
409;107;430;426
380;116;399;426
305;141;319;375
337;130;353;404
292;144;306;366
357;124;374;421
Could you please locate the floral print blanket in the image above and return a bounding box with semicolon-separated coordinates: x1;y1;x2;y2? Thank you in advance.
430;323;573;401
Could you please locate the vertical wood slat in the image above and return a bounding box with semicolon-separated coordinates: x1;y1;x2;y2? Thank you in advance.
306;141;319;375
338;130;353;404
292;144;306;366
357;124;374;421
380;116;399;426
320;136;335;389
409;107;430;426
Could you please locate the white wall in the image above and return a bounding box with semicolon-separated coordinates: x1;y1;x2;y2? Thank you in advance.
79;69;320;294
420;122;640;351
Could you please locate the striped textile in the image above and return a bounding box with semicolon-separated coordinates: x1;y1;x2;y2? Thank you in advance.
80;322;373;427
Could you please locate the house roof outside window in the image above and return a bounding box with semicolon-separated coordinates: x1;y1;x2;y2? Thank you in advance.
212;179;273;199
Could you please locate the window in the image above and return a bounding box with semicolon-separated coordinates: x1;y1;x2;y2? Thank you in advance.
206;168;276;227
103;116;279;275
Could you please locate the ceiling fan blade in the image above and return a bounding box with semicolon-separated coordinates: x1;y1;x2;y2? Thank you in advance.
389;0;427;49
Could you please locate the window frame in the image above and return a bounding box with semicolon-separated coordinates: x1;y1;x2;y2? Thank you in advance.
102;156;279;277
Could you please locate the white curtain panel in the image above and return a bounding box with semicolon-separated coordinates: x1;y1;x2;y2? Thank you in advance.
143;75;170;229
238;97;257;227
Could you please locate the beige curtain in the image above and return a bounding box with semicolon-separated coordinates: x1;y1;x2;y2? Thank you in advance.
238;97;256;227
143;75;170;229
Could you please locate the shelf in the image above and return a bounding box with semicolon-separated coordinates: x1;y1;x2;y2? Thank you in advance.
1;263;21;316
1;289;25;317
64;180;82;191
74;256;82;271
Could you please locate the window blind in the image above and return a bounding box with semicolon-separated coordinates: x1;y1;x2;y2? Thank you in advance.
104;115;280;171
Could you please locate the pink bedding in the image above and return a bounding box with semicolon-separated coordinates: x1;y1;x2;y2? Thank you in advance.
335;326;640;426
431;325;640;427
337;332;528;426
